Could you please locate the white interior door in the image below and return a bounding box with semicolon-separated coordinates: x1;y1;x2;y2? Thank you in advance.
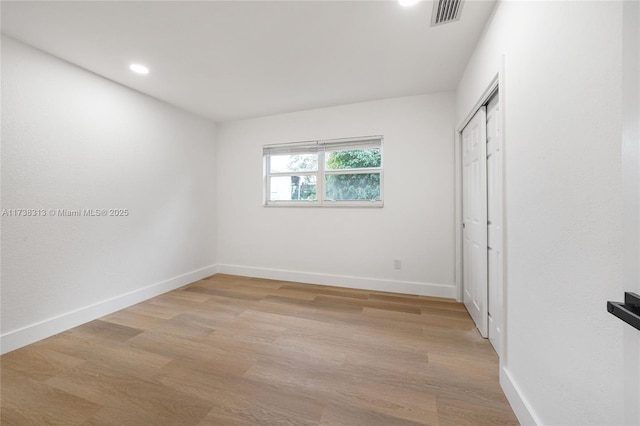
486;93;503;354
462;106;488;337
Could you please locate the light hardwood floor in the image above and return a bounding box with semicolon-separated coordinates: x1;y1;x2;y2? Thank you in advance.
1;274;519;425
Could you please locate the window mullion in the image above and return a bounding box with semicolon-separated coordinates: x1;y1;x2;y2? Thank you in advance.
264;155;270;205
317;150;325;205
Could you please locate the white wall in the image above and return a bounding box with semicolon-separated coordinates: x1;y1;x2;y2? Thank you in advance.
456;1;624;425
1;36;218;353
217;93;456;297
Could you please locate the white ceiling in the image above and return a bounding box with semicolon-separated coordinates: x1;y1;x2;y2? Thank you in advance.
1;1;496;122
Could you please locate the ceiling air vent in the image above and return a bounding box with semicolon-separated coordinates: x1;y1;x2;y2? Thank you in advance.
431;0;464;26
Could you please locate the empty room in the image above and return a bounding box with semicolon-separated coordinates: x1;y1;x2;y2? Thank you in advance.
1;1;639;425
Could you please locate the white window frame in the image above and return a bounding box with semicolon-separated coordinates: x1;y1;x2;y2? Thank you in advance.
263;136;384;207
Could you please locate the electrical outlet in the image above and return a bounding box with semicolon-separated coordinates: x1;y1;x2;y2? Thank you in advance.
393;259;401;270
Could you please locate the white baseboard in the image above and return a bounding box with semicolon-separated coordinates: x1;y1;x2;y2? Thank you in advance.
0;264;219;355
217;264;456;298
501;366;542;426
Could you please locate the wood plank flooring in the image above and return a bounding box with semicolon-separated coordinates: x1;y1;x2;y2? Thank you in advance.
0;274;519;425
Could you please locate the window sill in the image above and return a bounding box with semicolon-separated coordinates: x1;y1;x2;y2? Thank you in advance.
264;200;383;208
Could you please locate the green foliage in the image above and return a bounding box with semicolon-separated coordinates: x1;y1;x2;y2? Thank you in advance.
287;155;317;200
326;149;381;170
326;173;380;200
290;175;316;200
326;149;381;200
286;154;317;172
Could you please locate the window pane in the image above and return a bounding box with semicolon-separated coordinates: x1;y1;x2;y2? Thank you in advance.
325;148;381;170
270;154;318;173
325;173;380;200
270;175;317;201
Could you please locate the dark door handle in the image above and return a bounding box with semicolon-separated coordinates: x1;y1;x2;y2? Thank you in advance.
607;292;640;331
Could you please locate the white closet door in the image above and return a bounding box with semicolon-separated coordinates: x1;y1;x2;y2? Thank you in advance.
462;106;488;337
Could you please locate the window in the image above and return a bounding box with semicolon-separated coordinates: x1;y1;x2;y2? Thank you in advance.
264;136;383;207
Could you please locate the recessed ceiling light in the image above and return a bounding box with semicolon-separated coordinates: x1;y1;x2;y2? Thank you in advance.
398;0;420;7
129;63;149;75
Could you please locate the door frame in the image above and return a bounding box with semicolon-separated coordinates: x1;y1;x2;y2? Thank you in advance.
455;59;507;359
